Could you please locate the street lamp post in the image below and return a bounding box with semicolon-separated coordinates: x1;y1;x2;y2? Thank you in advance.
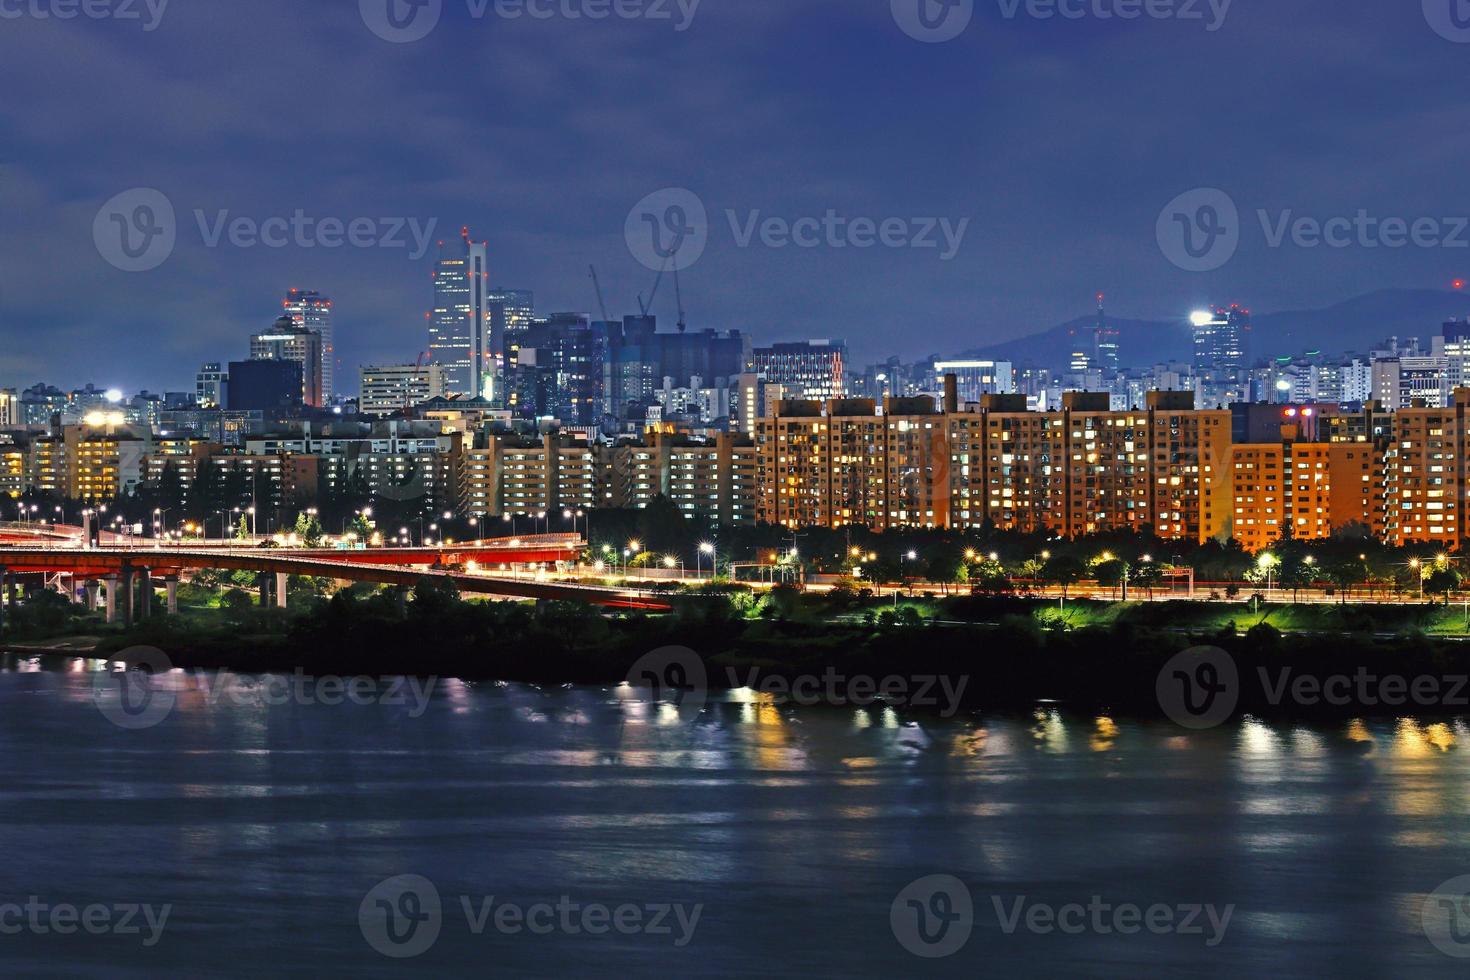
698;541;715;580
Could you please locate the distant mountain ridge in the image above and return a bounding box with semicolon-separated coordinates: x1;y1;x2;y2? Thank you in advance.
958;289;1470;370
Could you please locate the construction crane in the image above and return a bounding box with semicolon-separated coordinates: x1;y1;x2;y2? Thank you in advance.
588;266;611;323
636;255;689;331
637;258;667;319
673;264;687;333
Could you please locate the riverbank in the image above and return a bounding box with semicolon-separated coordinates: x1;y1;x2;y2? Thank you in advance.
8;582;1470;720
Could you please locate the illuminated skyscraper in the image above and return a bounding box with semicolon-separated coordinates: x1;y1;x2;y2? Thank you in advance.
429;228;491;398
283;289;334;402
1093;294;1120;374
487;288;534;404
1191;305;1250;372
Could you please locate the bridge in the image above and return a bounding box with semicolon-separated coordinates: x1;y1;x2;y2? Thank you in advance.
0;532;676;627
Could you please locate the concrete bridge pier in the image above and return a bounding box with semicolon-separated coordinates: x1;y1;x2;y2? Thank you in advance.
84;580;100;612
139;569;153;621
256;572;271;608
165;577;179;616
120;567;134;629
0;567;7;631
102;575;118;625
275;572;289;610
394;586;408;617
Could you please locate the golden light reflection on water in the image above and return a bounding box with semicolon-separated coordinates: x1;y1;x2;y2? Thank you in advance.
950;727;987;758
1392;718;1456;757
1090;716;1119;753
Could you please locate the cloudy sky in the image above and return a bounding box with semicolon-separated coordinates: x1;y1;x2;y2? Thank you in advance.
2;0;1469;391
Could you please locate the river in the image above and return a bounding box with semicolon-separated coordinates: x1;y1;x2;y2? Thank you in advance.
1;657;1467;977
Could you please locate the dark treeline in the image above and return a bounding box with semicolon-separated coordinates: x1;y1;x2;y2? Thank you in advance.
43;581;1470;720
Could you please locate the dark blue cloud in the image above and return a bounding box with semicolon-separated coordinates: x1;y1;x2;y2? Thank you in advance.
2;0;1468;391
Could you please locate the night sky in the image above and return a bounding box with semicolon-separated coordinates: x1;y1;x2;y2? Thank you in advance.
3;0;1468;391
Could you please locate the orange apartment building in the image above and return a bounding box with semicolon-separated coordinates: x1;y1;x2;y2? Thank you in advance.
755;389;1230;543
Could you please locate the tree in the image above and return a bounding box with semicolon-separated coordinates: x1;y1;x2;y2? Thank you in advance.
1093;559;1127;600
1426;567;1462;603
157;460;185;514
925;553;964;595
293;511;325;548
1132;561;1164;599
970;558;1012;597
1041;555;1086;600
1324;558;1368;604
235;514;251;540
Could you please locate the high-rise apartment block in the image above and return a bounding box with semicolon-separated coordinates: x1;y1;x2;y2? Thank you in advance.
359;364;446;417
754;389;1231;541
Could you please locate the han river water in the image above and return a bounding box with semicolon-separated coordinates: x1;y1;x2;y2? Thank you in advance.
2;656;1470;977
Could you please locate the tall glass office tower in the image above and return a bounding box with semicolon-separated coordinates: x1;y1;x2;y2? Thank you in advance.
429;229;491;398
283;289;334;402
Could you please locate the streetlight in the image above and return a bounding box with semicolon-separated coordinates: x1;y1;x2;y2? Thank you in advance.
699;542;716;579
898;549;918;604
1258;552;1277;596
1410;557;1427;601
